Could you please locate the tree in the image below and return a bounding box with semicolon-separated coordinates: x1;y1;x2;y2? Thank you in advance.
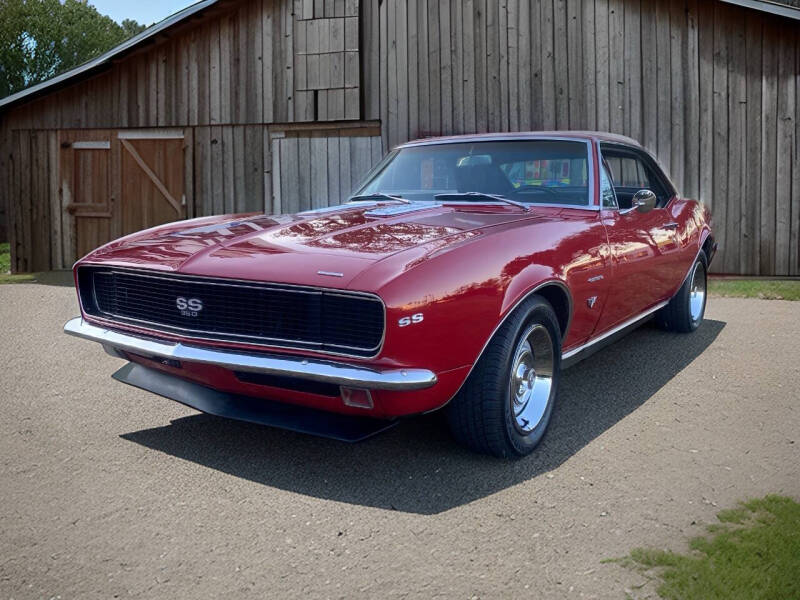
0;0;148;99
120;18;147;38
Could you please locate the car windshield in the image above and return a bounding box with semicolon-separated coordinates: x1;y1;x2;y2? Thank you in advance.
355;140;591;206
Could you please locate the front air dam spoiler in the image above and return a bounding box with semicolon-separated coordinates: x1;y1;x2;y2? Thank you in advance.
113;362;398;442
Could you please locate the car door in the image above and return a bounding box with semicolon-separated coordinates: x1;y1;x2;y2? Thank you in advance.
595;146;686;334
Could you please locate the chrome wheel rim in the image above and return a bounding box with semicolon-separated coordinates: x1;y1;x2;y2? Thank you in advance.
689;261;706;323
510;324;555;434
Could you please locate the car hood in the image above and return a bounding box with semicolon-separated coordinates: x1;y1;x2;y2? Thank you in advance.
83;202;541;288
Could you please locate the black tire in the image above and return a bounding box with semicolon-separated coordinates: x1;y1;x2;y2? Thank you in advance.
658;250;708;333
446;295;562;458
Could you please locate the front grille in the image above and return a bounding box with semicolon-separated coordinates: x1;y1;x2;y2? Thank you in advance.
77;267;385;357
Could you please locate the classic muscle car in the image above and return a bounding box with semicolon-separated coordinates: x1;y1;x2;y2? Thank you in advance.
65;132;716;457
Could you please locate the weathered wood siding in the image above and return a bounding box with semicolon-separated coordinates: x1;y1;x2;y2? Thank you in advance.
0;0;379;272
363;0;800;275
2;0;799;276
1;0;360;131
271;126;382;213
3;123;380;272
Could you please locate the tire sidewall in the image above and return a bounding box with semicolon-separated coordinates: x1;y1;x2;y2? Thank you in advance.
501;300;562;456
686;252;708;332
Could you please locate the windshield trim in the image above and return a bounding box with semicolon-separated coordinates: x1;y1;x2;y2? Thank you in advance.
353;138;597;209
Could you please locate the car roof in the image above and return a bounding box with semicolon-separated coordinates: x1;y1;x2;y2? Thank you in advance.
397;131;642;149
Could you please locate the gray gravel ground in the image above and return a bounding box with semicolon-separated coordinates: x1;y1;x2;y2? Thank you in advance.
1;281;798;599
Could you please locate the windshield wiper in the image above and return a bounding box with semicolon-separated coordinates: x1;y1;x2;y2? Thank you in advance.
434;192;530;212
348;193;410;204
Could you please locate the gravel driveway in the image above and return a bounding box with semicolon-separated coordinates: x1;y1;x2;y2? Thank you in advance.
1;281;798;599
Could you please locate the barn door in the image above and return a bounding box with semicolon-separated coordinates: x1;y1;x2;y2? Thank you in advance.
119;129;186;236
60;131;114;261
270;128;383;214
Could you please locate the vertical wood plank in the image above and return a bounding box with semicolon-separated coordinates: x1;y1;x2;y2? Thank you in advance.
725;11;746;274
760;19;778;276
566;0;584;129
396;0;409;142
271;135;282;214
262;0;275;123
379;0;389;150
474;0;488;133
684;0;700;199
183;128;195;219
48;131;63;269
655;0;672;172
429;0;442;136
594;0;610;132
697;0;714;209
327;135;341;205
311;134;328;209
439;0;453;134
742;16;762;274
669;0;685;191
463;0;476;133
339;136;352;197
580;0;596;130
792;28;800;275
775;23;795;276
541;0;556;130
297;136;311;211
608;0;624;134
624;0;641;140
517;0;531;131
408;3;420;138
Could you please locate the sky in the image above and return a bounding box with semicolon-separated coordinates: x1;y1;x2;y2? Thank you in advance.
89;0;196;27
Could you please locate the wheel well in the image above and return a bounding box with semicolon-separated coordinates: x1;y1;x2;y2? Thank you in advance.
534;284;571;339
702;234;716;266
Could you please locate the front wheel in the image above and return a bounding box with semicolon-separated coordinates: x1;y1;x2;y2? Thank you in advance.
659;251;708;333
446;296;561;458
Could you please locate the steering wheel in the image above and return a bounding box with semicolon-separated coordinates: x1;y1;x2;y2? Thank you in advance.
513;185;559;197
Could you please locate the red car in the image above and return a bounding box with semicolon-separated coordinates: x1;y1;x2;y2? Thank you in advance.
65;132;715;457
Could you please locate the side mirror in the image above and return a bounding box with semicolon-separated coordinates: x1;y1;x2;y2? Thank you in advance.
633;189;657;213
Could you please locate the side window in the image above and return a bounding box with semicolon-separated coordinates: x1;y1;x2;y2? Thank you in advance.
600;162;617;208
600;144;672;207
618;157;650;188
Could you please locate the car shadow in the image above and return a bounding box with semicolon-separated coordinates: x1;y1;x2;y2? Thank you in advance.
121;319;725;515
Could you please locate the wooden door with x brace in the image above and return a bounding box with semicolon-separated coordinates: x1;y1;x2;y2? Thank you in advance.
119;129;188;237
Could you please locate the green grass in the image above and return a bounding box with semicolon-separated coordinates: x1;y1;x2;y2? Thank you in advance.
709;279;800;301
611;495;800;600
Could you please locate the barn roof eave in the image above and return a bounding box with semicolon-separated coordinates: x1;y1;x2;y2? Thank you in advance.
0;0;220;112
719;0;800;20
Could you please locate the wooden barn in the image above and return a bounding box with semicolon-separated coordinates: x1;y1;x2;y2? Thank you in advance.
0;0;798;275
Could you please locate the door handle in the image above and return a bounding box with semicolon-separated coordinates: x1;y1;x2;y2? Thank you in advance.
663;222;679;229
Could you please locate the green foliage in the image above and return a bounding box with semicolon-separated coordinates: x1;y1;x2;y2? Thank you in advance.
617;495;800;600
0;242;10;273
120;18;147;38
0;0;147;99
708;279;800;301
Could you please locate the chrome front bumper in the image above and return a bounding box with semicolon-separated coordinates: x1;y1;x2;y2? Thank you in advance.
63;317;437;391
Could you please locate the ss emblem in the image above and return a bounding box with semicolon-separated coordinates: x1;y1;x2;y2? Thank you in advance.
176;296;203;316
398;313;424;327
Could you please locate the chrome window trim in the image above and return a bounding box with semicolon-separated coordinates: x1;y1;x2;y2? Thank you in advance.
78;265;387;359
597;142;677;207
359;137;598;210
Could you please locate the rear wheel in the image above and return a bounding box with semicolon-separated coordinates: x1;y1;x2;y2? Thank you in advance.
446;296;561;458
659;251;707;333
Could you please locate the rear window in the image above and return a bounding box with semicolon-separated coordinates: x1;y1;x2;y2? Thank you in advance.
357;140;591;206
